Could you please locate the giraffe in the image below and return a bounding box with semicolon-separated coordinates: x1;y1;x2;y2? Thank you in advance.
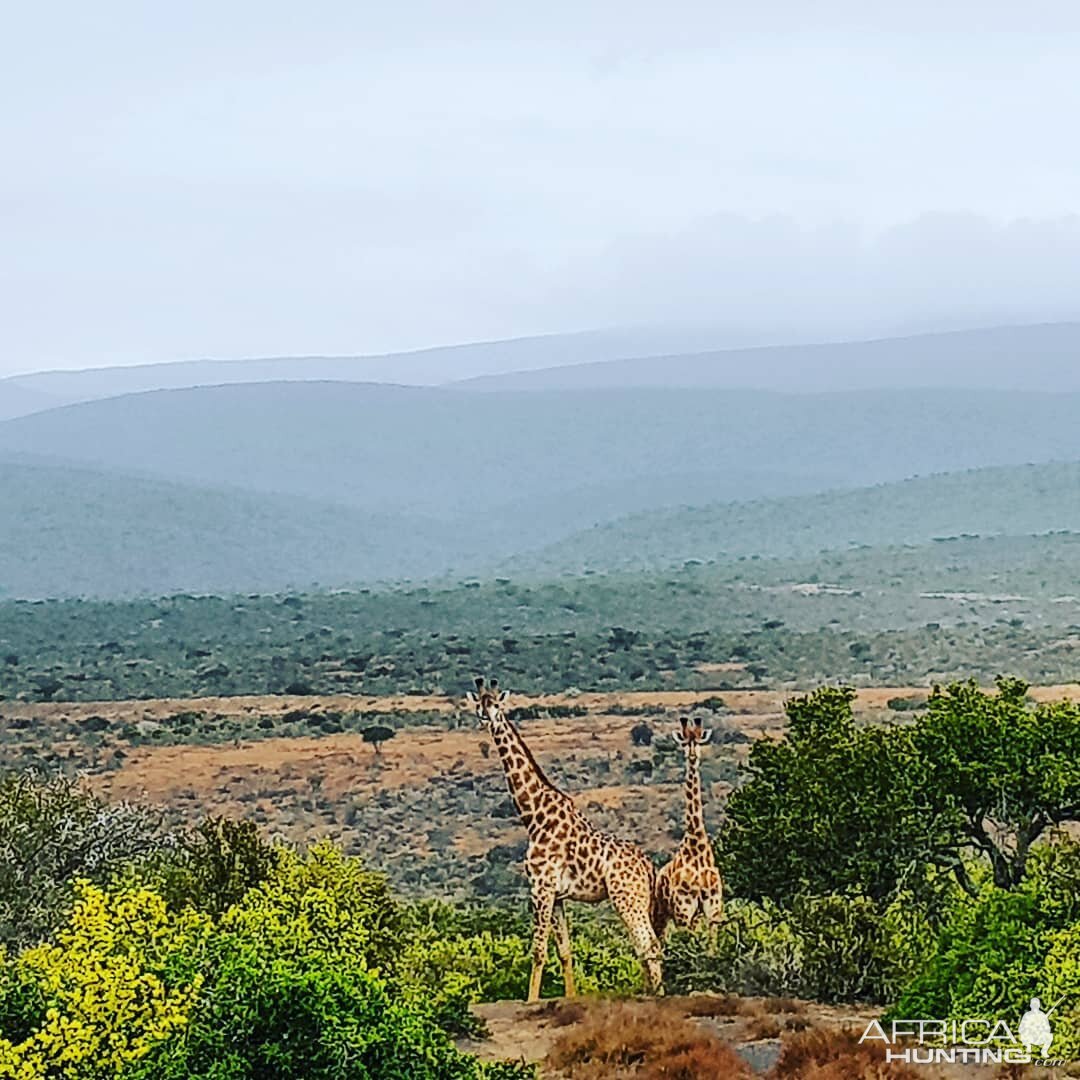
653;715;724;941
467;676;663;1001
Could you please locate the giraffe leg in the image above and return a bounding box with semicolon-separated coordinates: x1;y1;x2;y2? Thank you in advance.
552;900;576;997
610;879;664;996
651;868;672;943
528;884;556;1003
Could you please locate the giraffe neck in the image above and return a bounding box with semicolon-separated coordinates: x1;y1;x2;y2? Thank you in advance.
683;745;707;840
490;713;564;829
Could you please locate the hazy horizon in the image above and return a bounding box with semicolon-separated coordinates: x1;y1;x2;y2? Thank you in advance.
3;3;1080;377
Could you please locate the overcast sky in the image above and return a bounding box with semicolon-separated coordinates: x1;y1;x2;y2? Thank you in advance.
3;2;1080;377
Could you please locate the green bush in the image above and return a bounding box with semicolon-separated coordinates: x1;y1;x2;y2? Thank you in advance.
0;882;210;1079
0;770;168;950
664;894;929;1004
719;686;954;906
0;838;536;1080
136;844;527;1079
721;681;1080;908
148;816;282;917
401;899;642;1021
892;840;1080;1049
1044;923;1080;1058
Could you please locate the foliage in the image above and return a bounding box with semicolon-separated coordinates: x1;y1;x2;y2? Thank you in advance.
1043;923;1080;1058
719;687;956;906
361;725;396;753
892;840;1080;1043
222;843;402;980
721;682;1080;911
0;770;169;951
663;895;928;1005
145;816;282;917
0;882;209;1080
0;839;533;1080
136;843;526;1080
401;900;643;1027
9;543;1080;708
912;677;1080;888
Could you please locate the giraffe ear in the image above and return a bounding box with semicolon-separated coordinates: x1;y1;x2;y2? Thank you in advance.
699;728;713;744
497;689;510;703
466;691;479;705
671;726;685;745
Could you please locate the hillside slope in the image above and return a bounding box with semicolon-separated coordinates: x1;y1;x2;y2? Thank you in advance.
2;323;753;405
9;323;1080;414
0;382;67;422
0;458;459;599
457;321;1080;393
3;384;1079;539
511;462;1080;574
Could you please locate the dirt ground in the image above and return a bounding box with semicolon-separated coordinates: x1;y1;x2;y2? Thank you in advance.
457;995;1072;1078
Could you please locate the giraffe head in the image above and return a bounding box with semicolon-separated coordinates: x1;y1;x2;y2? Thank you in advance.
467;675;509;728
673;715;712;751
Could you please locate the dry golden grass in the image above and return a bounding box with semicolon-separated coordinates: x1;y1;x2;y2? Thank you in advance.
25;683;1080;729
547;1000;752;1079
770;1027;921;1079
674;993;747;1018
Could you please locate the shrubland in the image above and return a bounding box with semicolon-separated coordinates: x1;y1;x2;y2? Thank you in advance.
1;678;1079;1074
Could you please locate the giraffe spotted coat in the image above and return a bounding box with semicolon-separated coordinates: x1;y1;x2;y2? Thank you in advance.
468;678;663;1002
653;715;724;939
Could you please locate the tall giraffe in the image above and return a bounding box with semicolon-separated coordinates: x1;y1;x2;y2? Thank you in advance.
653;715;724;941
467;677;663;1001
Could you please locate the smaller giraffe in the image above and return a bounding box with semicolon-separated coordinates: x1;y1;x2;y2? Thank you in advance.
468;677;663;1001
653;715;724;941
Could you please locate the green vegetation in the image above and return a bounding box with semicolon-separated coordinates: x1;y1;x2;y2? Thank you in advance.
722;679;1080;902
0;783;534;1079
4;535;1080;706
2;678;1079;1072
710;681;1080;1045
0;771;169;951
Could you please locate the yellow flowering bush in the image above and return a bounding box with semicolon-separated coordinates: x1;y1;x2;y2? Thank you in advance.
0;882;210;1080
0;837;534;1080
132;844;502;1080
219;840;401;973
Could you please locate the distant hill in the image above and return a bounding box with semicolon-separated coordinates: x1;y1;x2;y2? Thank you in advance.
5;450;1080;600
3;384;1080;551
0;457;462;599
509;462;1080;575
6;322;1080;423
0;324;764;412
456;322;1080;393
0;382;67;422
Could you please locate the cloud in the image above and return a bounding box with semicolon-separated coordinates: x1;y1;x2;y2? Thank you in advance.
543;213;1080;339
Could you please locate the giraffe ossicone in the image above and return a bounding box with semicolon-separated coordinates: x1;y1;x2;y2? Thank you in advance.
468;676;663;1002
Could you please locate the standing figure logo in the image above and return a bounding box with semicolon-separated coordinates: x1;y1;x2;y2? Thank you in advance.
1019;997;1060;1059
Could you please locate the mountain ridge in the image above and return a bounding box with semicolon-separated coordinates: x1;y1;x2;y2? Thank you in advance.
3;321;1079;422
455;321;1080;393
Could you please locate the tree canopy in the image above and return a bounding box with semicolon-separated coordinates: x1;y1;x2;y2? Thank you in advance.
720;679;1080;907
